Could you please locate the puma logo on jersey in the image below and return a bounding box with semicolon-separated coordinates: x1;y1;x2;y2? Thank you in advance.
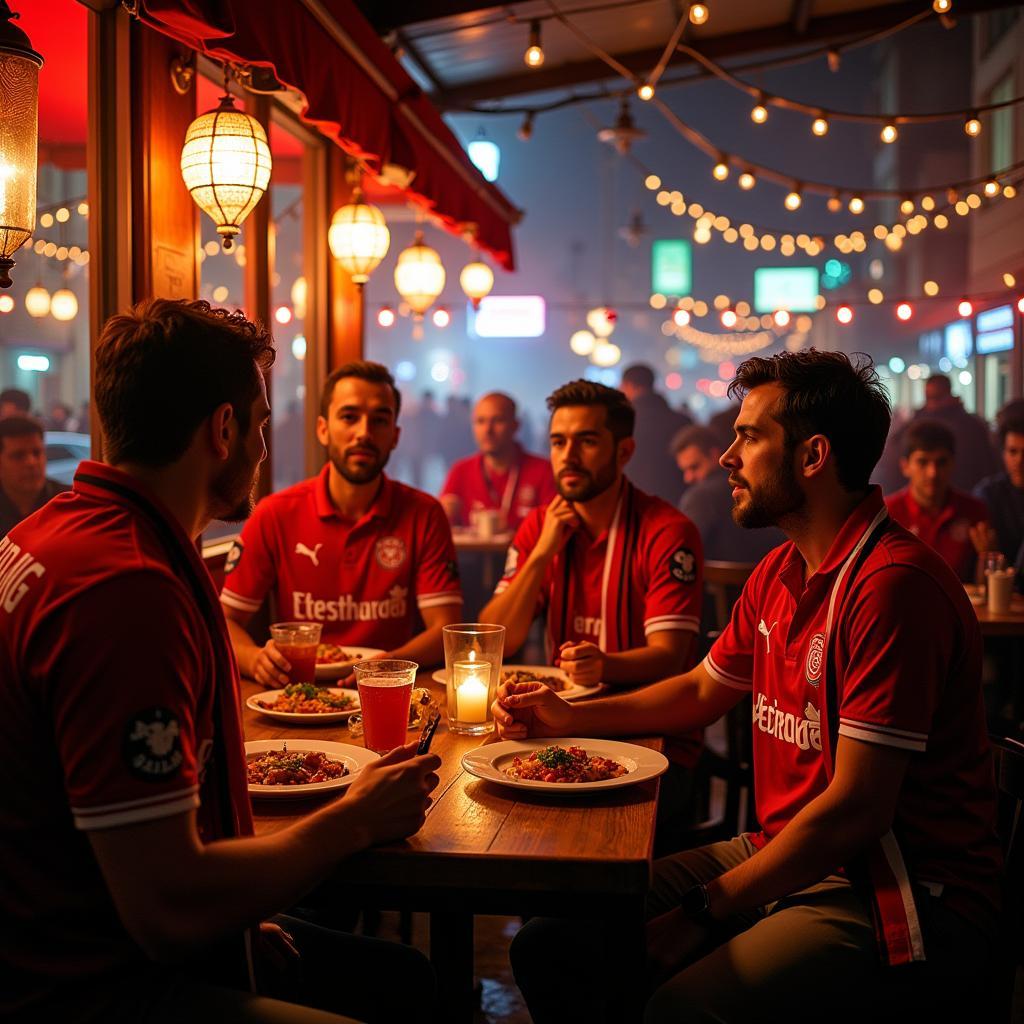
758;618;778;654
295;542;323;567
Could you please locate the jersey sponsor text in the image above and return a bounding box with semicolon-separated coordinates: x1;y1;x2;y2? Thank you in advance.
753;692;821;752
0;535;45;613
292;584;408;622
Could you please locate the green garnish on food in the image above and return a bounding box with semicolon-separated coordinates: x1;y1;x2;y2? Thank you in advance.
534;746;574;769
282;683;354;709
284;683;319;699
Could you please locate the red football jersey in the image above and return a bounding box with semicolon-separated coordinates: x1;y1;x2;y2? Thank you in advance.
0;462;252;1018
706;487;1001;941
221;467;462;647
496;480;703;651
885;486;989;582
440;446;557;530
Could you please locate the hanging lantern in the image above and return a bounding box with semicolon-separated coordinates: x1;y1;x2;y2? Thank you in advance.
180;89;271;251
394;230;446;317
570;329;596;356
459;260;494;309
0;2;43;288
591;341;622;367
586;306;617;338
24;284;49;317
328;187;390;284
50;287;78;322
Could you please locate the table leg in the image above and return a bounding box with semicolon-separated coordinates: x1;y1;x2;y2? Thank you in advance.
429;910;475;1024
608;899;647;1024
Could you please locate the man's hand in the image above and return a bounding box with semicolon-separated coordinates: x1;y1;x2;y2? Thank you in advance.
557;640;605;687
645;906;708;989
969;521;998;556
491;680;573;740
533;496;580;561
343;741;441;847
258;920;300;972
254;640;291;689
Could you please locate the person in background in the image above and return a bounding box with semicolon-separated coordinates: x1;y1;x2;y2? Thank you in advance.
707;403;741;452
885;420;992;582
47;402;80;432
1;299;439;1024
438;394;473;470
974;410;1024;567
498;351;1000;1024
440;392;556;532
0;416;69;536
672;423;783;563
619;363;692;505
0;388;32;419
221;361;463;688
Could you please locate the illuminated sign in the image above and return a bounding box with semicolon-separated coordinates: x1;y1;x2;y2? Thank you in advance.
753;267;819;312
974;305;1013;354
943;321;972;363
468;295;546;338
651;240;692;296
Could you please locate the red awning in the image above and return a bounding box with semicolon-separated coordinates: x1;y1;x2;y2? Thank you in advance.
137;0;519;270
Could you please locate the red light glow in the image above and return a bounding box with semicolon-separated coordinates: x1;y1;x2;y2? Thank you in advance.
896;303;913;321
836;305;854;324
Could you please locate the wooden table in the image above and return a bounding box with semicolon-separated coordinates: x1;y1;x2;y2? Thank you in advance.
451;530;513;610
244;673;660;1023
974;594;1024;637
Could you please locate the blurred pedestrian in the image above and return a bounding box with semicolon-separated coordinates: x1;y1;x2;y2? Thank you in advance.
0;416;69;536
0;388;31;419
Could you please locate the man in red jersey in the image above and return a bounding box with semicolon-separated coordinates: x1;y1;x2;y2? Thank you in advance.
481;379;703;691
0;300;439;1024
885;418;992;581
496;352;1001;1024
221;361;463;688
439;391;555;532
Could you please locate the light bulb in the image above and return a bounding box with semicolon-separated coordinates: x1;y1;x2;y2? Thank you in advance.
721;309;738;328
984;180;1000;197
896;302;913;321
848;196;865;214
751;102;768;124
784;189;802;211
932;0;951;11
377;306;396;328
900;198;914;215
672;308;691;328
964;114;981;137
689;3;709;25
738;170;756;190
712;161;729;181
811;116;829;137
432;307;451;328
958;298;973;318
524;20;544;67
881;123;898;144
773;309;791;328
637;83;654;101
836;305;854;324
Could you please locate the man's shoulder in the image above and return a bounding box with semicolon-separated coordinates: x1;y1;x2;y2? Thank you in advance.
519;450;551;474
866;522;972;604
254;474;320;515
443;454;477;483
387;478;448;519
633;485;696;537
884;487;911;514
43;478;71;499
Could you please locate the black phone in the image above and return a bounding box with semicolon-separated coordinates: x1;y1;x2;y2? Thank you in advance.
417;709;441;755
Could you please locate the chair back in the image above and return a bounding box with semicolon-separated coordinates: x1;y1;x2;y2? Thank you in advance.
703;560;757;634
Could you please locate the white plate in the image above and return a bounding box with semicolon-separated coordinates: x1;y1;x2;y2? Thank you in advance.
245;739;378;799
431;664;600;702
462;738;669;794
246;686;361;723
315;646;385;680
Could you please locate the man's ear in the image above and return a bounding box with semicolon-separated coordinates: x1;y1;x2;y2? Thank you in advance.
209;403;235;462
800;434;831;481
618;436;636;468
315;415;328;448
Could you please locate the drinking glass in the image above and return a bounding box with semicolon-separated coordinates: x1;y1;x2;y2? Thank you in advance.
269;622;322;685
354;659;417;753
442;624;505;736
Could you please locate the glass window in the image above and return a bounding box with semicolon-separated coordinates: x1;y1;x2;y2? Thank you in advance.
981;9;1020;54
0;0;91;470
990;74;1014;174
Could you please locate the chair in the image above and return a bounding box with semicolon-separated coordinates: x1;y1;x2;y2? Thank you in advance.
703;560;757;635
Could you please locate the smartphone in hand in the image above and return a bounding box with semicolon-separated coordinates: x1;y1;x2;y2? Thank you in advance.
417;709;441;755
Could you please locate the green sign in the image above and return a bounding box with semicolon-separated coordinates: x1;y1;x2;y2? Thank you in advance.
651;240;692;296
753;267;820;313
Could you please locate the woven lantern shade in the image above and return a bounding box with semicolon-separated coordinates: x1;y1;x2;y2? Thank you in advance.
0;1;43;288
180;93;271;251
328;188;390;284
394;231;446;316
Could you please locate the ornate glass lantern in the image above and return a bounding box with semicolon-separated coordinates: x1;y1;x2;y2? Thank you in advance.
394;231;445;317
0;1;43;288
328;188;390;285
459;260;494;309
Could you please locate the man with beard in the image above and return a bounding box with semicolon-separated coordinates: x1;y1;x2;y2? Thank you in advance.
480;380;703;691
439;391;555;532
1;300;441;1023
222;361;462;687
0;416;69;536
494;352;1000;1024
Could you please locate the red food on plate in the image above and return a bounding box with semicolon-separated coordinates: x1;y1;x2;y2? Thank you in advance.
504;745;626;783
247;749;349;786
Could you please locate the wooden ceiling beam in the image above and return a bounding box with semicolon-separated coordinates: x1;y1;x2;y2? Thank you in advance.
360;0;505;34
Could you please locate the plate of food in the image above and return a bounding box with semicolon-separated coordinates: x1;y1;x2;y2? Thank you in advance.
431;664;600;702
461;738;669;793
245;739;378;799
314;645;385;680
246;683;361;723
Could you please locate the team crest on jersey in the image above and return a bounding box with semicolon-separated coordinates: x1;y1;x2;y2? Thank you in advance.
375;536;407;570
670;547;697;584
502;546;520;579
224;541;243;575
124;707;184;781
805;632;826;686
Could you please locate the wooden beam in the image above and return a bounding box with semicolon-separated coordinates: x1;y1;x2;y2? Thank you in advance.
791;0;813;35
359;0;503;34
435;0;1019;107
326;150;365;370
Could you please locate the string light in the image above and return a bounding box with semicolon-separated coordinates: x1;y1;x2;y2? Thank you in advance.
933;0;951;11
688;3;709;25
720;309;738;328
712;159;729;181
836;305;854;324
432;307;451;328
377;306;396;328
896;302;913;321
848;196;865;214
673;307;691;328
984;180;1000;197
881;124;898;144
965;113;982;137
738;170;756;190
773;309;791;328
811;115;829;137
517;112;534;141
900;198;915;215
1004;273;1017;288
827;192;842;213
638;82;655;101
924;280;939;296
784;187;802;211
524;20;544;67
958;298;973;317
1018;297;1024;314
751;95;769;124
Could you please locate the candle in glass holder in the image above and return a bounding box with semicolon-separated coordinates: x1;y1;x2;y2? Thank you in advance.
453;660;490;722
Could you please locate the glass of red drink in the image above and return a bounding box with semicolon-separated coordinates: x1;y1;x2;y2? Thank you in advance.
269;622;323;685
354;659;418;754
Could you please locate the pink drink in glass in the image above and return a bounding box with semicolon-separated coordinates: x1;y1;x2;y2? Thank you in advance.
355;660;417;753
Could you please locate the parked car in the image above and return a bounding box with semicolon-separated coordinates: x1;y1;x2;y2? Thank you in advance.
44;432;90;486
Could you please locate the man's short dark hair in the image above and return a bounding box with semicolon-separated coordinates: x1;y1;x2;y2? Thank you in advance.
924;373;953;396
546;380;635;442
320;361;401;420
903;419;955;458
997;402;1024;445
621;364;655;390
728;350;891;492
95;299;275;468
0;388;31;414
670;424;721;457
0;415;44;453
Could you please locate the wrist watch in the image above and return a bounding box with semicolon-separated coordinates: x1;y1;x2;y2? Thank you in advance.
679;882;712;923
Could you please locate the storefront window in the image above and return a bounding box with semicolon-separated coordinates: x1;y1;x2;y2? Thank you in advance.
990;75;1014;174
0;0;91;483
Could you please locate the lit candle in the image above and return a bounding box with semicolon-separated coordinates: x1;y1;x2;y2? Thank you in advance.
453;660;490;723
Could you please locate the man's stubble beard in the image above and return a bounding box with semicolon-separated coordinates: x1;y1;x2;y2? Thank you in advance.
555;455;618;504
328;440;391;485
732;454;806;530
211;440;260;523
